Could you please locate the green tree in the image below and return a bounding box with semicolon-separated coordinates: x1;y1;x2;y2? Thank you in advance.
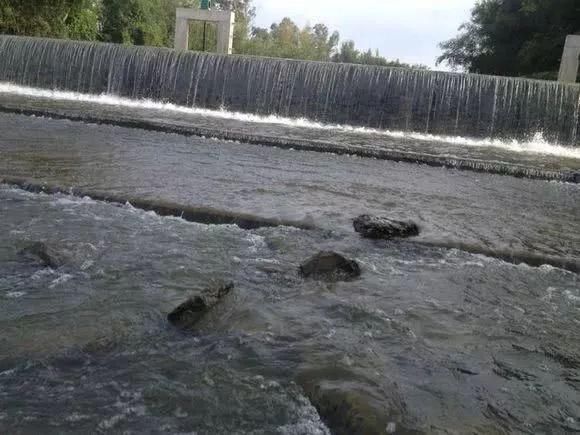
241;17;339;61
0;0;99;40
270;17;300;58
437;0;580;77
312;24;339;60
100;0;172;46
332;40;359;63
1;0;428;70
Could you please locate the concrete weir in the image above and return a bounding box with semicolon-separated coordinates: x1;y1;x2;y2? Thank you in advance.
0;35;579;146
0;176;314;230
0;104;576;183
2;177;579;274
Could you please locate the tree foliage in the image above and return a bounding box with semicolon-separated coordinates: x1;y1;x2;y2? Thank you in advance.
0;0;426;69
0;0;100;40
438;0;580;77
242;17;425;68
100;0;176;46
243;19;339;61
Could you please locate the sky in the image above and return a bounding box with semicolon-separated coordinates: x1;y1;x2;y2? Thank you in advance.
252;0;476;70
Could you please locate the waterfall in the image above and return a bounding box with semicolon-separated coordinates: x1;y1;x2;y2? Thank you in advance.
1;35;579;145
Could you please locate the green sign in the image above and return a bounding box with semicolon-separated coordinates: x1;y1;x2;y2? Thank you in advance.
200;0;211;9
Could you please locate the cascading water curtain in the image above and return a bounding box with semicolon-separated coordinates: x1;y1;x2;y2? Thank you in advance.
0;35;579;145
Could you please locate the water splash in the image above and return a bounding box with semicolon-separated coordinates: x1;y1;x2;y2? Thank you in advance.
1;82;579;160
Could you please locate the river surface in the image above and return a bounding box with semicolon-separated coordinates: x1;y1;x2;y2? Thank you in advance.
1;94;580;433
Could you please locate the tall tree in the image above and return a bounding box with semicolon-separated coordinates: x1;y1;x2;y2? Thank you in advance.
312;24;339;60
332;40;359;64
438;0;580;77
242;17;339;61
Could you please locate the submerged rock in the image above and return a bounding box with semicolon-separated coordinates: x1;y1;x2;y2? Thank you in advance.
299;379;420;435
305;386;386;435
168;281;234;329
300;251;360;282
19;242;66;269
353;215;419;240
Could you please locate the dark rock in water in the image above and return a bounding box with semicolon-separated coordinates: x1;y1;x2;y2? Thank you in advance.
304;386;387;435
300;251;360;282
19;242;66;269
168;281;234;329
353;215;419;240
299;380;421;435
454;366;479;376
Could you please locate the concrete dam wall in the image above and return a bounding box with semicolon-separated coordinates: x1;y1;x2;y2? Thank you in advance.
0;35;579;145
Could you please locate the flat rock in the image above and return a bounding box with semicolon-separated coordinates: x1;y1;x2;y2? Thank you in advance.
300;251;360;282
353;215;419;240
19;241;66;269
168;281;234;329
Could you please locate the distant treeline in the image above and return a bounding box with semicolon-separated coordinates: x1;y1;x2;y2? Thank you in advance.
0;0;427;69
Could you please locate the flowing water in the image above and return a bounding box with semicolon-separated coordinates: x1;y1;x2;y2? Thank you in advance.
1;36;580;434
1;111;580;433
0;84;579;182
1;36;580;144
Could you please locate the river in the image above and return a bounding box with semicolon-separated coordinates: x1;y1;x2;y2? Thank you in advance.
1;92;579;433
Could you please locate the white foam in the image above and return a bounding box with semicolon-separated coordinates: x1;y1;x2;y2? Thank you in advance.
49;273;73;289
253;258;280;265
65;413;90;422
1;82;579;160
80;260;94;271
31;268;55;280
564;290;580;304
0;368;16;377
5;291;26;298
246;233;266;253
98;414;125;430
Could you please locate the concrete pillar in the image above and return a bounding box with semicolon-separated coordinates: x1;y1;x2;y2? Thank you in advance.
558;35;580;83
174;8;235;55
174;17;189;51
217;13;236;55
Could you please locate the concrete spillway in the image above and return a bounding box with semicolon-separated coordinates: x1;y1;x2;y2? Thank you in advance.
0;35;579;145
